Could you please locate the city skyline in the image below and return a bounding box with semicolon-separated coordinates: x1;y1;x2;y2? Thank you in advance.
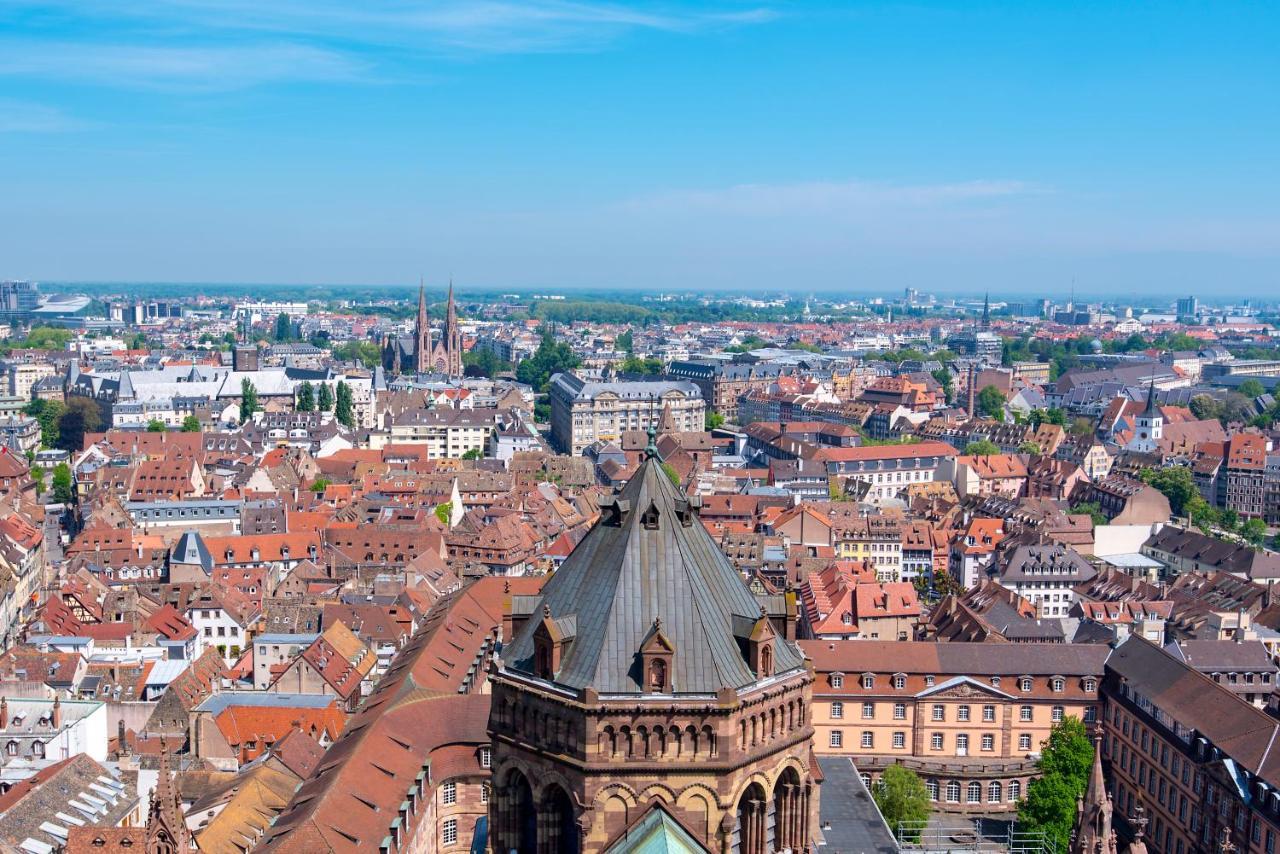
2;1;1278;293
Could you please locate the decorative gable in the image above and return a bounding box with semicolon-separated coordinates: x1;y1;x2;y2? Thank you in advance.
638;618;675;693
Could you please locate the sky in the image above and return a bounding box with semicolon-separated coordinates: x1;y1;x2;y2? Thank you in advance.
1;1;1278;298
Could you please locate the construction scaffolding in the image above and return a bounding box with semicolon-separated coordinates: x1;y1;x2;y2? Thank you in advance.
894;818;1061;854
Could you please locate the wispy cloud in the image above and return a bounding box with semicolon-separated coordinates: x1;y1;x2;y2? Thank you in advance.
0;1;775;90
0;98;88;133
619;178;1038;216
0;41;365;91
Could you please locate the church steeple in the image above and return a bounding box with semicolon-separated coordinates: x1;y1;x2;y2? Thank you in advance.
415;278;430;375
1071;736;1116;854
146;736;193;853
981;291;991;330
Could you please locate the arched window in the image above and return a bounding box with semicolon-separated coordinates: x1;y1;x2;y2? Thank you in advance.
988;781;1002;803
945;781;961;803
1008;780;1021;802
760;646;773;677
926;780;939;801
967;782;982;803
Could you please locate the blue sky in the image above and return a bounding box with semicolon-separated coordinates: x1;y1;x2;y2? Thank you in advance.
1;1;1277;297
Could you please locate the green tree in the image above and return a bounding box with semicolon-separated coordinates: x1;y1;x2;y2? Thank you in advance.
963;440;1001;456
462;349;512;378
616;329;634;353
1189;393;1223;422
661;462;681;488
516;330;582;392
1018;440;1042;454
146;418;166;432
1239;379;1266;399
1242;517;1268;546
1069;501;1108;527
1069;417;1095;437
181;415;202;432
1141;466;1198;516
22;326;73;350
872;765;930;843
434;503;451;525
309;478;332;493
334;340;382;368
274;312;293;342
296;381;315;412
317;383;334;411
977;385;1006;420
25;399;64;448
619;355;664;375
57;397;102;452
334;380;355;427
461;447;482;460
1016;718;1094;853
931;367;954;404
239;378;259;422
705;411;725;430
51;463;75;505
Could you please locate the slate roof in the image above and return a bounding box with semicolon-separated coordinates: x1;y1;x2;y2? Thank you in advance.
504;455;805;695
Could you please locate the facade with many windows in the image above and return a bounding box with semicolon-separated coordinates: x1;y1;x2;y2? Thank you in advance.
803;641;1105;814
1102;636;1280;854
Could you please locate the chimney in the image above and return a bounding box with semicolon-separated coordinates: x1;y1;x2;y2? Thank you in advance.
51;695;61;729
118;718;127;756
0;697;7;729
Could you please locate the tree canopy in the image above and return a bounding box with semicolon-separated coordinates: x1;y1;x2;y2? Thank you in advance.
296;381;315;412
146;418;166;432
977;385;1006;420
1016;717;1094;853
872;765;930;842
963;439;1001;456
516;330;581;393
239;378;259;422
334;381;355;427
317;382;334;411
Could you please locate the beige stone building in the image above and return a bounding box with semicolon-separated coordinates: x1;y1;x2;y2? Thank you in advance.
802;641;1106;814
548;373;705;455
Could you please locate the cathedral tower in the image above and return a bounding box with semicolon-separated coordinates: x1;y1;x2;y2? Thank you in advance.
488;443;820;853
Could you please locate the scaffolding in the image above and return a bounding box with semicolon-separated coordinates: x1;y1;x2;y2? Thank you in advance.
894;818;1060;854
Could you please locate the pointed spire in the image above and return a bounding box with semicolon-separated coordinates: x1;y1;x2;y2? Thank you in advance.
416;278;430;375
981;291;991;330
1143;371;1159;416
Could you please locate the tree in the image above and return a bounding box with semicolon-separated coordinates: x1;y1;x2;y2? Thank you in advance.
274;312;293;342
1240;379;1266;399
661;462;681;488
1242;517;1268;546
516;330;582;393
1069;501;1108;527
963;440;1001;456
296;381;315;412
239;378;259;422
1016;717;1094;854
1018;440;1042;454
57;397;102;452
434;503;451;525
977;385;1006;420
1220;392;1255;425
462;349;512;378
25;399;64;448
317;383;334;411
1190;393;1223;422
22;326;73;350
1141;466;1198;516
619;355;664;376
1069;417;1095;437
931;367;954;404
333;340;382;368
334;381;355;427
872;765;930;843
146;418;166;432
181;415;202;432
461;447;482;460
705;411;725;430
309;478;332;493
51;463;75;505
616;329;634;353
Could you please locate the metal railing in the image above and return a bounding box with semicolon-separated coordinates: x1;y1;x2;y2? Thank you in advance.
894;818;1060;854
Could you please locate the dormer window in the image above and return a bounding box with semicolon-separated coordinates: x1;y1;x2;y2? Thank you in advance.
641;502;660;530
862;674;874;689
639;617;675;693
1020;677;1033;692
830;673;844;689
893;674;906;690
1051;677;1065;692
1083;678;1097;692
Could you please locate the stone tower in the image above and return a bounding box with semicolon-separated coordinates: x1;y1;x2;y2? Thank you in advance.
488;445;820;853
414;280;431;375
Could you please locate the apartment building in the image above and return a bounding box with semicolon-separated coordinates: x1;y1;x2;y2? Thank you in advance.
804;641;1105;814
548;373;704;455
820;441;958;504
388;409;496;459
